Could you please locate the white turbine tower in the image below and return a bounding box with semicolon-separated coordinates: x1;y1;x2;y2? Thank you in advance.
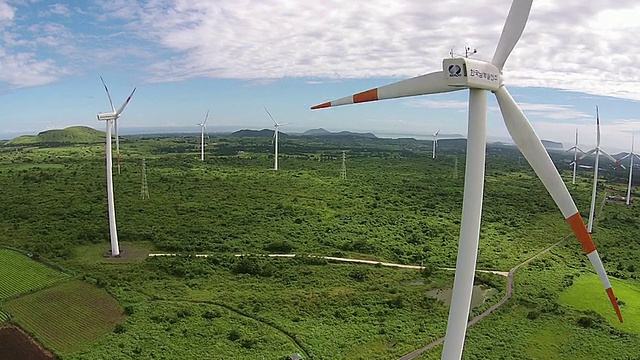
432;129;440;159
97;78;136;257
566;128;584;185
198;110;209;162
621;132;640;205
310;1;622;358
573;107;624;233
264;107;289;171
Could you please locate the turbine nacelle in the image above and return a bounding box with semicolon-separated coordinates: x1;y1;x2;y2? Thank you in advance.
443;57;502;91
97;112;117;121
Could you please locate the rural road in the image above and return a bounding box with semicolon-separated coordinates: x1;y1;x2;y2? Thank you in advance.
148;252;510;277
148;238;568;360
397;234;570;360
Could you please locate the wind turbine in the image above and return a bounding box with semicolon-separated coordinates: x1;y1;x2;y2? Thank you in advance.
97;78;136;257
620;132;640;205
566;128;584;185
432;129;440;159
573;107;624;233
310;1;622;358
99;77;126;175
198;110;209;162
264;107;289;171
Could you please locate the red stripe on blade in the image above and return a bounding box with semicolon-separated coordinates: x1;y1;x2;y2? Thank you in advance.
566;213;596;254
606;288;624;323
311;102;331;110
353;89;378;103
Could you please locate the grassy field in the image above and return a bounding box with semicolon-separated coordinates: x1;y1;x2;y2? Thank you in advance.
559;274;640;333
4;280;125;354
0;249;69;300
1;135;639;359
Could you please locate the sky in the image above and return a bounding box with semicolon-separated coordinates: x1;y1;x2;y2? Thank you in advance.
1;0;640;153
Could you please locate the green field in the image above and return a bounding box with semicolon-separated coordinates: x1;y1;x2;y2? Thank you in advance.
1;135;639;359
4;280;125;354
0;249;69;300
559;274;640;333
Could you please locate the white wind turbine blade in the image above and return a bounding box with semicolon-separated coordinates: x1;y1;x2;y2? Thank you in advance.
599;150;624;169
495;86;623;323
203;110;210;126
566;146;585;154
311;71;458;109
573;148;597;164
116;88;137;117
595;106;601;146
264;107;280;126
491;0;533;70
100;76;115;113
114;87;135;173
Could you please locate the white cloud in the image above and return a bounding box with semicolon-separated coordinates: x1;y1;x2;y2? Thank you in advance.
93;0;640;101
0;1;14;23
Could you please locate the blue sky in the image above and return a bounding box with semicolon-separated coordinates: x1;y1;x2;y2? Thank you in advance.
1;0;639;153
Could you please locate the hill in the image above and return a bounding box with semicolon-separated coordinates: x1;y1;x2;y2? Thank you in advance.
302;128;377;138
541;140;563;149
229;129;289;138
5;126;104;146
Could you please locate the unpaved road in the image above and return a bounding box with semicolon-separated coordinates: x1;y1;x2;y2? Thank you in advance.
397;234;570;360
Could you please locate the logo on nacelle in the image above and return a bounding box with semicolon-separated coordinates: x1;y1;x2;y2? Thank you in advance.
448;64;462;77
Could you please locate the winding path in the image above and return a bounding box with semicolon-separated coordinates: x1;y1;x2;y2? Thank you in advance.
397;234;570;360
148;237;568;360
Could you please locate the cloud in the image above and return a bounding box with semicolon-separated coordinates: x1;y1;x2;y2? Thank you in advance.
92;0;640;101
0;2;13;22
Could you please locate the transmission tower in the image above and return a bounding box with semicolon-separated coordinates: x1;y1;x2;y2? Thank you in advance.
340;151;347;180
141;158;149;200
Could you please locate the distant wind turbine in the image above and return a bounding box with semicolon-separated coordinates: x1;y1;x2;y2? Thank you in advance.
432;129;440;159
197;110;209;162
573;107;624;233
310;1;622;357
264;107;289;171
620;132;640;205
566;128;584;185
97;78;136;257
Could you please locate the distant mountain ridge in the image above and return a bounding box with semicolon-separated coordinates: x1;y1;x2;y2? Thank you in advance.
302;128;377;138
5;126;104;146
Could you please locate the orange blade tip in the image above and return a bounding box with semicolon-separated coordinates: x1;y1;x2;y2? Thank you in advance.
311;102;331;110
606;288;624;323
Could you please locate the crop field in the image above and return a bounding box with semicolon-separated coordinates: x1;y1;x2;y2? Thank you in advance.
4;280;125;354
0;310;9;322
0;134;639;359
0;249;69;300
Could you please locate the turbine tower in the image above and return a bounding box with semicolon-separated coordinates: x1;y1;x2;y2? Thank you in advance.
340;150;347;180
432;129;440;159
621;133;640;205
141;158;149;200
264;107;289;171
573;107;624;233
97;78;136;257
198;110;209;162
310;1;622;358
566;128;584;185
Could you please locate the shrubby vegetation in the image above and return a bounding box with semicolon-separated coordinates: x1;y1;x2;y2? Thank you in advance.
0;134;639;358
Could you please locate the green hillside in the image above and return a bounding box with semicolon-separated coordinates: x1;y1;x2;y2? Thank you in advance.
6;126;104;146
